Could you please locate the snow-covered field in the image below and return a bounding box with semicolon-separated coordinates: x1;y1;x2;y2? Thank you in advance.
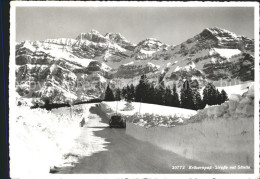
9;103;108;178
100;101;197;127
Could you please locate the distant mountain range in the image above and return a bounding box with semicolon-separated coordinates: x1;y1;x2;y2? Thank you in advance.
15;27;254;104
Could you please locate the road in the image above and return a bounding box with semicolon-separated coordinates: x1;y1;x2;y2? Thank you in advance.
58;105;223;174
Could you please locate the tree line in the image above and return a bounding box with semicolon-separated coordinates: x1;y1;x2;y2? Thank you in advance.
104;74;228;110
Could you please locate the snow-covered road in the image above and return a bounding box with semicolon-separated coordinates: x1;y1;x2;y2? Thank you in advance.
11;102;253;177
57;105;226;174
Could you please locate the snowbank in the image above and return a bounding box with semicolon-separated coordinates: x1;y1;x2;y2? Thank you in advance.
100;101;197;128
126;116;253;170
10;104;89;178
191;83;254;121
123;86;253;169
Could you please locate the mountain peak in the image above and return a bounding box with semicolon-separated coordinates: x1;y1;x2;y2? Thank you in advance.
76;29;102;38
104;32;136;49
136;38;165;48
76;30;108;43
89;29;101;34
145;38;161;42
105;32;127;42
201;27;238;39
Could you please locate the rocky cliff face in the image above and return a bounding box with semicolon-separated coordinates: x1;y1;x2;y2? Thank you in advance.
15;27;254;104
151;27;254;87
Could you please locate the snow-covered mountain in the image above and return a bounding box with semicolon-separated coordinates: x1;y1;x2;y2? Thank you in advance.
15;27;254;104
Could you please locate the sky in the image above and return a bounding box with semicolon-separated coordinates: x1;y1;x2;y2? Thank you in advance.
16;7;254;45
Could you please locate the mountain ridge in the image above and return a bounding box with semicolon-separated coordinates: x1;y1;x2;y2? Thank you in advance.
15;27;254;104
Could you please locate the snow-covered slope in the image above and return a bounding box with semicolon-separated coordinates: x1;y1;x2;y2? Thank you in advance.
10;104;85;177
10;102;111;178
15;28;254;103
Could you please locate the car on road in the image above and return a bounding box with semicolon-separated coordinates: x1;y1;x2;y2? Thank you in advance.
109;114;126;128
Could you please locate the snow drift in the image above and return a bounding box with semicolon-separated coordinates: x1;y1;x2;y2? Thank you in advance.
192;82;254;121
10;104;88;178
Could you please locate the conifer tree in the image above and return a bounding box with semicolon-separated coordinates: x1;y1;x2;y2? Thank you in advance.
135;84;142;102
135;74;149;102
147;84;155;104
104;85;115;101
158;81;166;105
124;85;131;102
121;87;127;100
203;83;219;106
154;87;162;105
115;88;121;101
126;84;131;97
135;83;140;101
192;88;203;110
130;84;135;101
180;80;194;109
220;89;229;103
216;89;222;105
202;86;209;105
165;87;172;106
172;84;180;107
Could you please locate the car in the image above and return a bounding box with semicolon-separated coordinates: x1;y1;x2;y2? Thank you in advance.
109;115;126;128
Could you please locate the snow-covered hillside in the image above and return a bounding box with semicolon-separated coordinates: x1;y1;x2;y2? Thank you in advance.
15;27;254;104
